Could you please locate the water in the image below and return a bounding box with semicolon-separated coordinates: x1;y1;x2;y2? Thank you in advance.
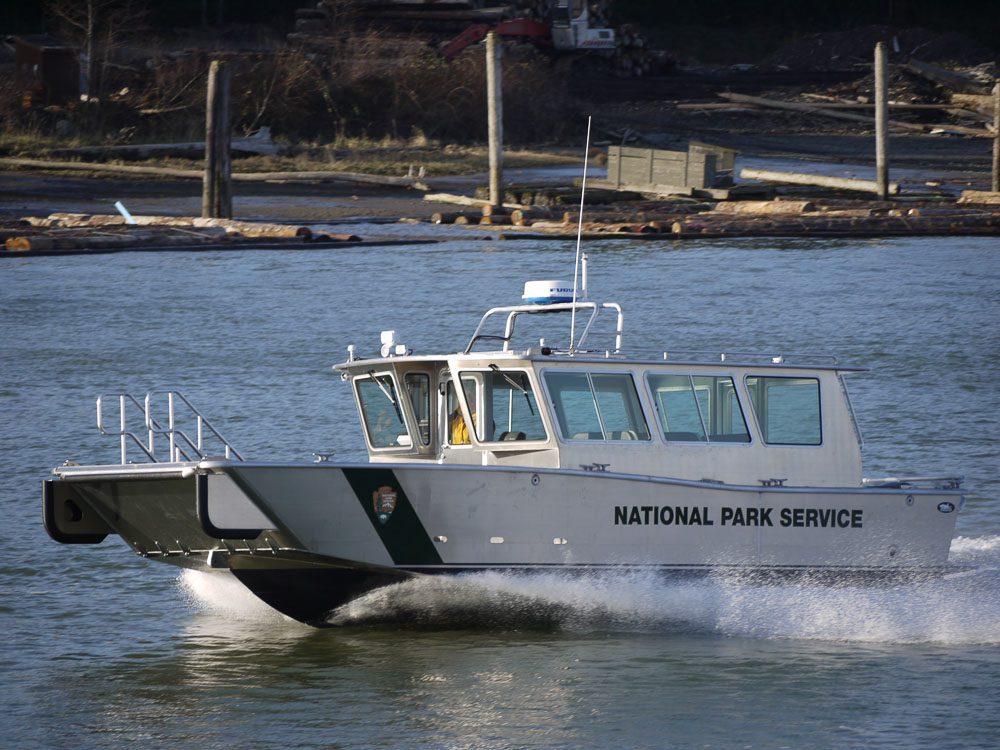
2;236;999;748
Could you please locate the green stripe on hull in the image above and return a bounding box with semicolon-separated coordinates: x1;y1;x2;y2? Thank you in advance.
342;467;443;566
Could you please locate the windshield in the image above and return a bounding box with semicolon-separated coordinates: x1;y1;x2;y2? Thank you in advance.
356;374;411;449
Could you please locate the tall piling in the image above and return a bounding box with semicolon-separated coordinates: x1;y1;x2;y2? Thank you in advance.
992;81;999;193
486;32;503;208
202;60;232;219
874;42;890;201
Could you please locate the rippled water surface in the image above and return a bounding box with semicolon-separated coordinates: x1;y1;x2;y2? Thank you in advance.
3;236;998;749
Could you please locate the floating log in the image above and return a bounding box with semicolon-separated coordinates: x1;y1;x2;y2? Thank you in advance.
430;211;470;224
0;158;427;189
717;93;990;137
718;92;924;131
0;158;203;179
957;191;1000;205
901;59;989;95
424;192;523;210
480;204;509;218
713;200;815;214
904;206;995;217
509;208;561;226
6;236;55;251
479;215;512;226
740;168;900;196
950;93;995;117
49;134;281;160
522;220;571;232
14;214;371;243
671;214;1000;237
231;170;427;190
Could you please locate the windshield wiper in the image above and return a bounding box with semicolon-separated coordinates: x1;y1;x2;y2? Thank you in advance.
490;364;535;416
367;370;404;422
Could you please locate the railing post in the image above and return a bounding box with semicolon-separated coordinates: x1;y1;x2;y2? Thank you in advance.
119;394;127;464
168;392;177;462
992;81;999;193
144;393;155;459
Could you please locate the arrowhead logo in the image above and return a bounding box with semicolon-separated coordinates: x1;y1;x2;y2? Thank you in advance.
372;485;398;525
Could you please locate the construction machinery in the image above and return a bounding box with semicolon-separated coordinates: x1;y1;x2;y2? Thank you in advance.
440;1;616;60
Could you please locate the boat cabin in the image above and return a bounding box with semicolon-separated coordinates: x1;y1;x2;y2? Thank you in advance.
335;293;864;488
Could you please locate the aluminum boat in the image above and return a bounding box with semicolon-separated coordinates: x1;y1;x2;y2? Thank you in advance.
44;279;966;625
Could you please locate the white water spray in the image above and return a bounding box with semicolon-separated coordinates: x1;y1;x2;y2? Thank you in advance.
177;537;1000;645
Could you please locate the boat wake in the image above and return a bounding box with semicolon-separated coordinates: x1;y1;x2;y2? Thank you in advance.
179;535;1000;645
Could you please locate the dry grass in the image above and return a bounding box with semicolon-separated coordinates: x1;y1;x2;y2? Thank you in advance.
137;143;578;177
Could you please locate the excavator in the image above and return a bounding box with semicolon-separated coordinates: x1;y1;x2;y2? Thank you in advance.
440;0;616;60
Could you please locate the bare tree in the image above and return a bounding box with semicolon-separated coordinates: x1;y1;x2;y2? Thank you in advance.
45;0;148;98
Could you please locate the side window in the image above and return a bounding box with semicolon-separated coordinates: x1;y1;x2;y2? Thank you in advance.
546;372;601;439
355;375;410;449
404;373;430;445
591;373;651;440
545;371;650;441
647;374;750;443
648;374;706;442
745;376;821;445
461;368;546;442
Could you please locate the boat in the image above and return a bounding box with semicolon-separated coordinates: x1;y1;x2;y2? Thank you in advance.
44;273;966;626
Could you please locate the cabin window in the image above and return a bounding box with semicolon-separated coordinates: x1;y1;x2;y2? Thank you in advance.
445;379;476;446
646;374;750;443
545;371;650;441
459;368;547;442
404;373;431;445
745;376;821;445
355;374;411;449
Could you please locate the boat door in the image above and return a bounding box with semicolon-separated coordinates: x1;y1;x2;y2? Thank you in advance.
440;371;476;447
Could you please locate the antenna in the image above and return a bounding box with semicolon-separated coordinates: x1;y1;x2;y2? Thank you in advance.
569;115;592;354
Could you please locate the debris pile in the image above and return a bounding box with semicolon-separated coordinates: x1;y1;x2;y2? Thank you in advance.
764;26;996;70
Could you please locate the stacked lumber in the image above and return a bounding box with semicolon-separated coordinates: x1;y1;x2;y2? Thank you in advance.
611;24;665;78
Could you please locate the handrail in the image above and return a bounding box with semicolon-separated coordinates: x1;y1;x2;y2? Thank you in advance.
465;301;623;355
97;393;157;464
96;390;244;464
537;348;845;367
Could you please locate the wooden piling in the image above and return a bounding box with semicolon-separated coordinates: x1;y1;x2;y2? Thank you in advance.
874;42;890;201
202;60;232;219
486;32;503;209
993;81;999;193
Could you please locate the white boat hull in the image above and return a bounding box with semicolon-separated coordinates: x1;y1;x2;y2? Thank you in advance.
45;462;964;625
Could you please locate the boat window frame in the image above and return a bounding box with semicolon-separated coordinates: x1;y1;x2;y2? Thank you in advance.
457;366;550;446
353;370;416;452
403;371;432;447
743;374;824;447
441;372;476;449
644;371;753;446
541;368;652;443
